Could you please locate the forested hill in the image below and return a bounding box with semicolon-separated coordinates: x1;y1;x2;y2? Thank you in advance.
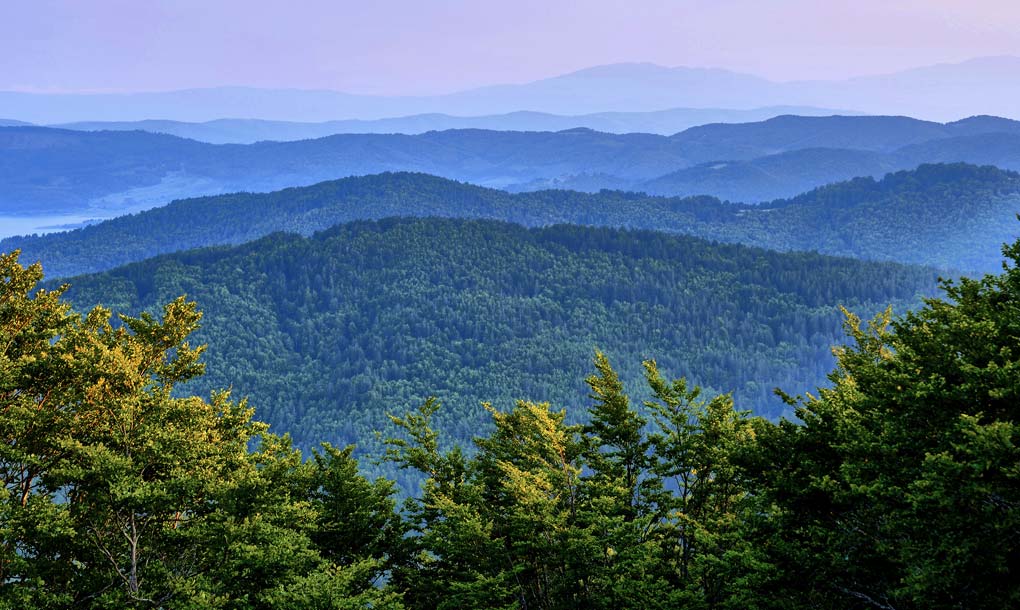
727;163;1020;271
10;163;1020;278
60;217;941;461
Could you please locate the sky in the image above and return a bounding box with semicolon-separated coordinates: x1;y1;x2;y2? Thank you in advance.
2;0;1019;95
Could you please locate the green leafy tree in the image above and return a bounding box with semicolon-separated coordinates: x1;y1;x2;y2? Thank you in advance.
574;352;664;609
473;400;584;609
583;351;649;518
0;251;80;607
0;251;404;608
643;360;759;609
306;443;403;568
751;241;1020;609
386;398;508;610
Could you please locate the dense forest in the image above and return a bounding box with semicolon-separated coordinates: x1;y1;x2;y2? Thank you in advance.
2;236;1017;608
9;163;1020;278
53;218;941;467
4;130;1016;609
4;114;1020;213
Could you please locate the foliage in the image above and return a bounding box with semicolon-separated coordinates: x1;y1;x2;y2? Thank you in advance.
3;235;1020;607
0;251;402;608
382;236;1020;609
55;218;938;466
384;352;761;610
746;240;1020;609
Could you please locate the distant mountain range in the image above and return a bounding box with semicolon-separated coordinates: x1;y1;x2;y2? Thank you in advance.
2;57;1019;123
38;106;855;143
3;114;1020;219
8;164;1019;279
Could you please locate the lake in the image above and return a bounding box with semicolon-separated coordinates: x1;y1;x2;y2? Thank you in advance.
0;214;101;240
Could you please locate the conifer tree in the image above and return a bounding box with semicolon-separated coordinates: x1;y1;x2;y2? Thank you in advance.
751;240;1020;609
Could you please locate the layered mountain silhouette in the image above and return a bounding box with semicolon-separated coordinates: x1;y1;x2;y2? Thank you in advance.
45;106;854;143
7;164;1018;278
3;115;1020;218
2;57;1019;123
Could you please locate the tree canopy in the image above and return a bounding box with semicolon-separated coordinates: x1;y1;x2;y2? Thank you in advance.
3;234;1018;607
0;251;401;608
57;218;939;468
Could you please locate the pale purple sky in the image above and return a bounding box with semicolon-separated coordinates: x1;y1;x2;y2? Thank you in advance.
3;0;1019;95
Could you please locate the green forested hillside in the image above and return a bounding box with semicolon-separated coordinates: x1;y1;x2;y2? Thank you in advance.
721;163;1020;270
10;163;1020;278
5;233;1018;609
59;218;939;464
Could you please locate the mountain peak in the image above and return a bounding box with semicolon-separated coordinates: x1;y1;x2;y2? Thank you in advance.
560;62;672;77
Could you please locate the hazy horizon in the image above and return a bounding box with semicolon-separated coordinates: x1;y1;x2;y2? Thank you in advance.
4;0;1019;96
0;56;1018;98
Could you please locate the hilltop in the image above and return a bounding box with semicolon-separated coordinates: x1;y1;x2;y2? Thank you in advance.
7;164;1019;278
